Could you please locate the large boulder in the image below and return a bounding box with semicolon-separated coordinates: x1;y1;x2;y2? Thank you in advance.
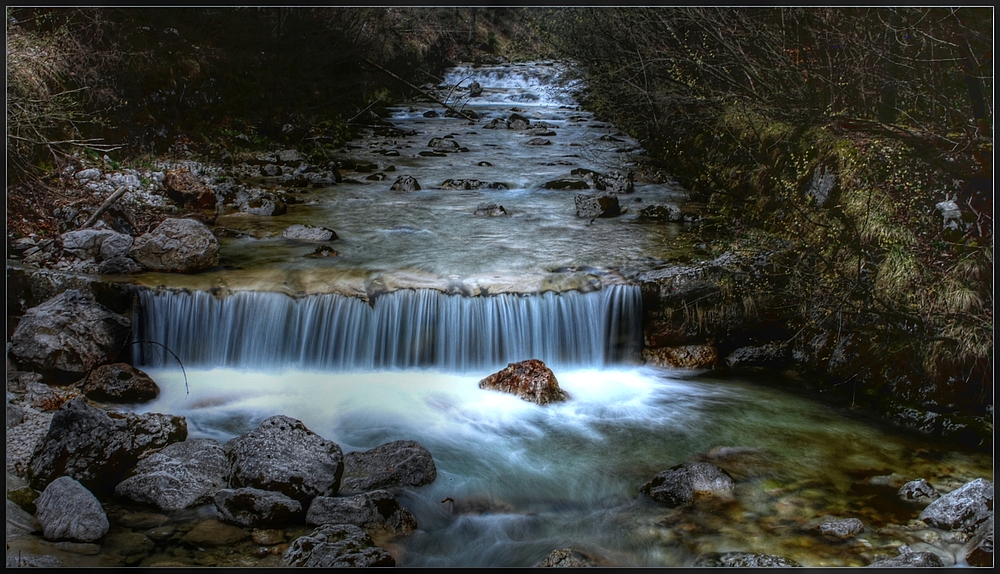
965;516;993;567
225;415;344;501
213;487;305;528
35;476;109;542
114;438;228;510
27;398;188;494
918;478;993;533
60;229;119;260
305;490;417;535
9;290;130;383
283;524;395;567
574;193;620;218
82;363;160;403
640;462;734;507
341;440;437;494
129;218;219;273
478;359;570;405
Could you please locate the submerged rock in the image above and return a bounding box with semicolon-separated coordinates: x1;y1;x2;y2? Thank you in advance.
27;398;188;494
543;179;590;190
818;517;865;539
9;290;131;383
390;175;421;192
341;440;437;494
35;476;109;543
478;359;570;405
919;478;993;533
82;363;160;404
225;415;344;501
641;462;734;507
474;202;507;217
114;438;228;510
305;490;417;535
281;224;338;242
283;523;395;567
130;218;219;273
868;551;944;567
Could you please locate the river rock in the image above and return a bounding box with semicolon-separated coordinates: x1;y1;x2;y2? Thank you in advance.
276;149;305;166
898;479;940;504
526;137;552;145
225;415;344;501
27;397;188;494
507;113;530;130
965;515;993;567
469;81;483;97
575;193;620;218
428;137;460;151
868;551;944;567
24;381;67;411
114;438;228;510
474;202;507;217
638;203;683;222
595;170;634;194
543;179;590;190
7;498;41;536
9;290;131;383
390;175;421;192
129;218;219;273
695;552;800;567
536;548;598;567
818;517;865;539
35;476;109;543
340;440;437;494
643;345;718;369
283;523;395;567
60;229;118;260
163;169;216;209
99;232;134;261
282;224;338;242
82;363;160;403
641;462;734;507
240;194;288;216
725;342;792;368
214;487;305;528
305;490;417;535
478;359;570;405
918;478;993;533
98;255;143;275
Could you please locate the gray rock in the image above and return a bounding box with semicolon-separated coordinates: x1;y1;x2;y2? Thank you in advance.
474;202;507;217
99;232;134;261
390;175;421;192
574;193;620;218
7;498;41;536
283;523;395;567
9;290;131;383
641;462;734;507
341;440;437;494
24;381;63;411
919;478;993;533
35;476;109;542
214;487;304;528
98;256;143;275
806;165;837;207
115;438;228;510
282;224;338;242
868;551;944;567
638;203;682;222
428;137;460;151
965;515;993;567
225;415;344;501
276;149;305;165
74;168;101;181
82;363;160;403
935;199;963;231
595;170;634;194
130;218;219;273
819;517;865;539
239;194;287;216
507;114;530;130
725;342;792;368
61;229;118;259
305;490;417;535
695;552;800;567
27;397;187;494
899;478;940;504
536;548;597;567
526;137;552;145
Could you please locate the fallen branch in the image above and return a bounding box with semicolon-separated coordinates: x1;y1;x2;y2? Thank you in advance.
363;58;478;122
127;340;190;396
78;184;127;230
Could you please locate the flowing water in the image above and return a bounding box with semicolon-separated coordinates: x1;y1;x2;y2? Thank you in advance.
123;62;991;567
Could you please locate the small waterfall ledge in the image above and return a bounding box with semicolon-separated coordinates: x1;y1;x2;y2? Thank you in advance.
132;285;643;372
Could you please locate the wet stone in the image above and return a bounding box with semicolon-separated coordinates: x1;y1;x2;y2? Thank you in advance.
898;479;940;504
694;552;801;567
867;551;944;567
818;517;865;539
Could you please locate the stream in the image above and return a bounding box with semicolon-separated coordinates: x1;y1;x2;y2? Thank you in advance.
123;61;990;567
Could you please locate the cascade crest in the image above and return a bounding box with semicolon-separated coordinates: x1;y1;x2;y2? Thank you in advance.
133;286;643;372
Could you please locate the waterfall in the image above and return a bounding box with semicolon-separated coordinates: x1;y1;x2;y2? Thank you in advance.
132;286;643;372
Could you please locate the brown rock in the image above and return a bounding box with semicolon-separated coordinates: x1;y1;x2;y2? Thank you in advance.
163;170;216;209
643;345;718;369
478;359;569;405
